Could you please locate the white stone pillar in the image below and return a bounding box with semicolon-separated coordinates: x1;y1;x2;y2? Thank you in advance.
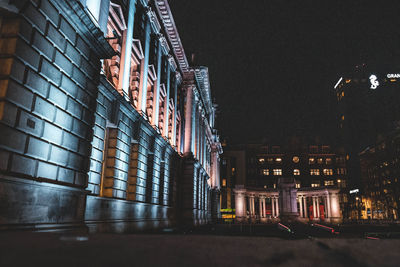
251;196;255;216
316;196;320;218
152;38;163;127
137;17;151;114
312;196;317;219
162;63;171;138
303;196;308;218
299;196;303;218
271;197;275;217
117;0;136;101
263;198;266;217
183;87;193;154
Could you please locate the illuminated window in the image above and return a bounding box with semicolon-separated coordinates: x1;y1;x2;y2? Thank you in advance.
310;169;320;175
273;169;282;175
309;158;315;164
325;158;332;164
324;180;334;186
275;158;282;163
311;182;320;188
262;169;269;176
337;168;347;175
317;158;323;164
323;169;333;175
341;115;345;121
267;158;274;163
293;169;300;175
295;182;301;189
273;183;276;189
292;156;299;163
258;158;265;163
222;179;226;187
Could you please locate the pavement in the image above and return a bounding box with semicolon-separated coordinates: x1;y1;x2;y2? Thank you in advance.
1;230;400;267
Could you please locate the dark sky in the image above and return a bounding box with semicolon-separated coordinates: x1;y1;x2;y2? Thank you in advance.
169;1;400;144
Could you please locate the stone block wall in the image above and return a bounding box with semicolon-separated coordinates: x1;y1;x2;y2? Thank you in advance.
0;0;111;228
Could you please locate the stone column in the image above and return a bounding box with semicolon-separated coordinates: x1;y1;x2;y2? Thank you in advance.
303;196;308;218
263;198;266;217
251;196;255;216
316;196;320;218
234;189;246;222
138;17;151;114
183;87;193;154
299;196;303;218
312;196;317;219
272;197;275;217
172;74;179;147
162;62;171;138
259;197;263;218
118;0;136;101
152;37;163;127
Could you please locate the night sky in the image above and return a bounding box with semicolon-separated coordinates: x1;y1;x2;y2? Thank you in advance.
169;1;400;144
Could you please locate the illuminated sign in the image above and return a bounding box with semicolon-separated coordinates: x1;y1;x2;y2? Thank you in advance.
387;74;400;78
369;75;379;89
349;189;359;194
334;77;343;89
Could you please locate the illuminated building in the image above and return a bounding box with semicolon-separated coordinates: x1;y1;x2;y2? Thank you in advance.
227;138;344;223
359;129;400;220
334;64;400;219
0;0;222;231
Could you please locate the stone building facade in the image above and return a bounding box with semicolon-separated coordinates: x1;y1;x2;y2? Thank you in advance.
222;139;344;223
0;0;222;232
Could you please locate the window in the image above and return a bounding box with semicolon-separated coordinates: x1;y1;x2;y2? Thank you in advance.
267;158;274;163
317;158;323;164
309;158;315;164
326;158;332;164
292;156;299;163
262;169;269;176
295;182;301;188
273;169;282;175
323;169;333;175
275;158;282;163
337;168;347;175
311;182;320;188
258;158;265;163
310;146;318;153
324;180;334;186
310;169;320;175
293;169;300;175
222;179;227;187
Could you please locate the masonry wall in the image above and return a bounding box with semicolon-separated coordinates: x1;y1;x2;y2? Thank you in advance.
0;0;217;232
0;0;106;229
84;77;180;233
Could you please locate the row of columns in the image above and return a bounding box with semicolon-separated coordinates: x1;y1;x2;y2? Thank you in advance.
298;194;337;219
112;0;181;149
247;195;280;218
